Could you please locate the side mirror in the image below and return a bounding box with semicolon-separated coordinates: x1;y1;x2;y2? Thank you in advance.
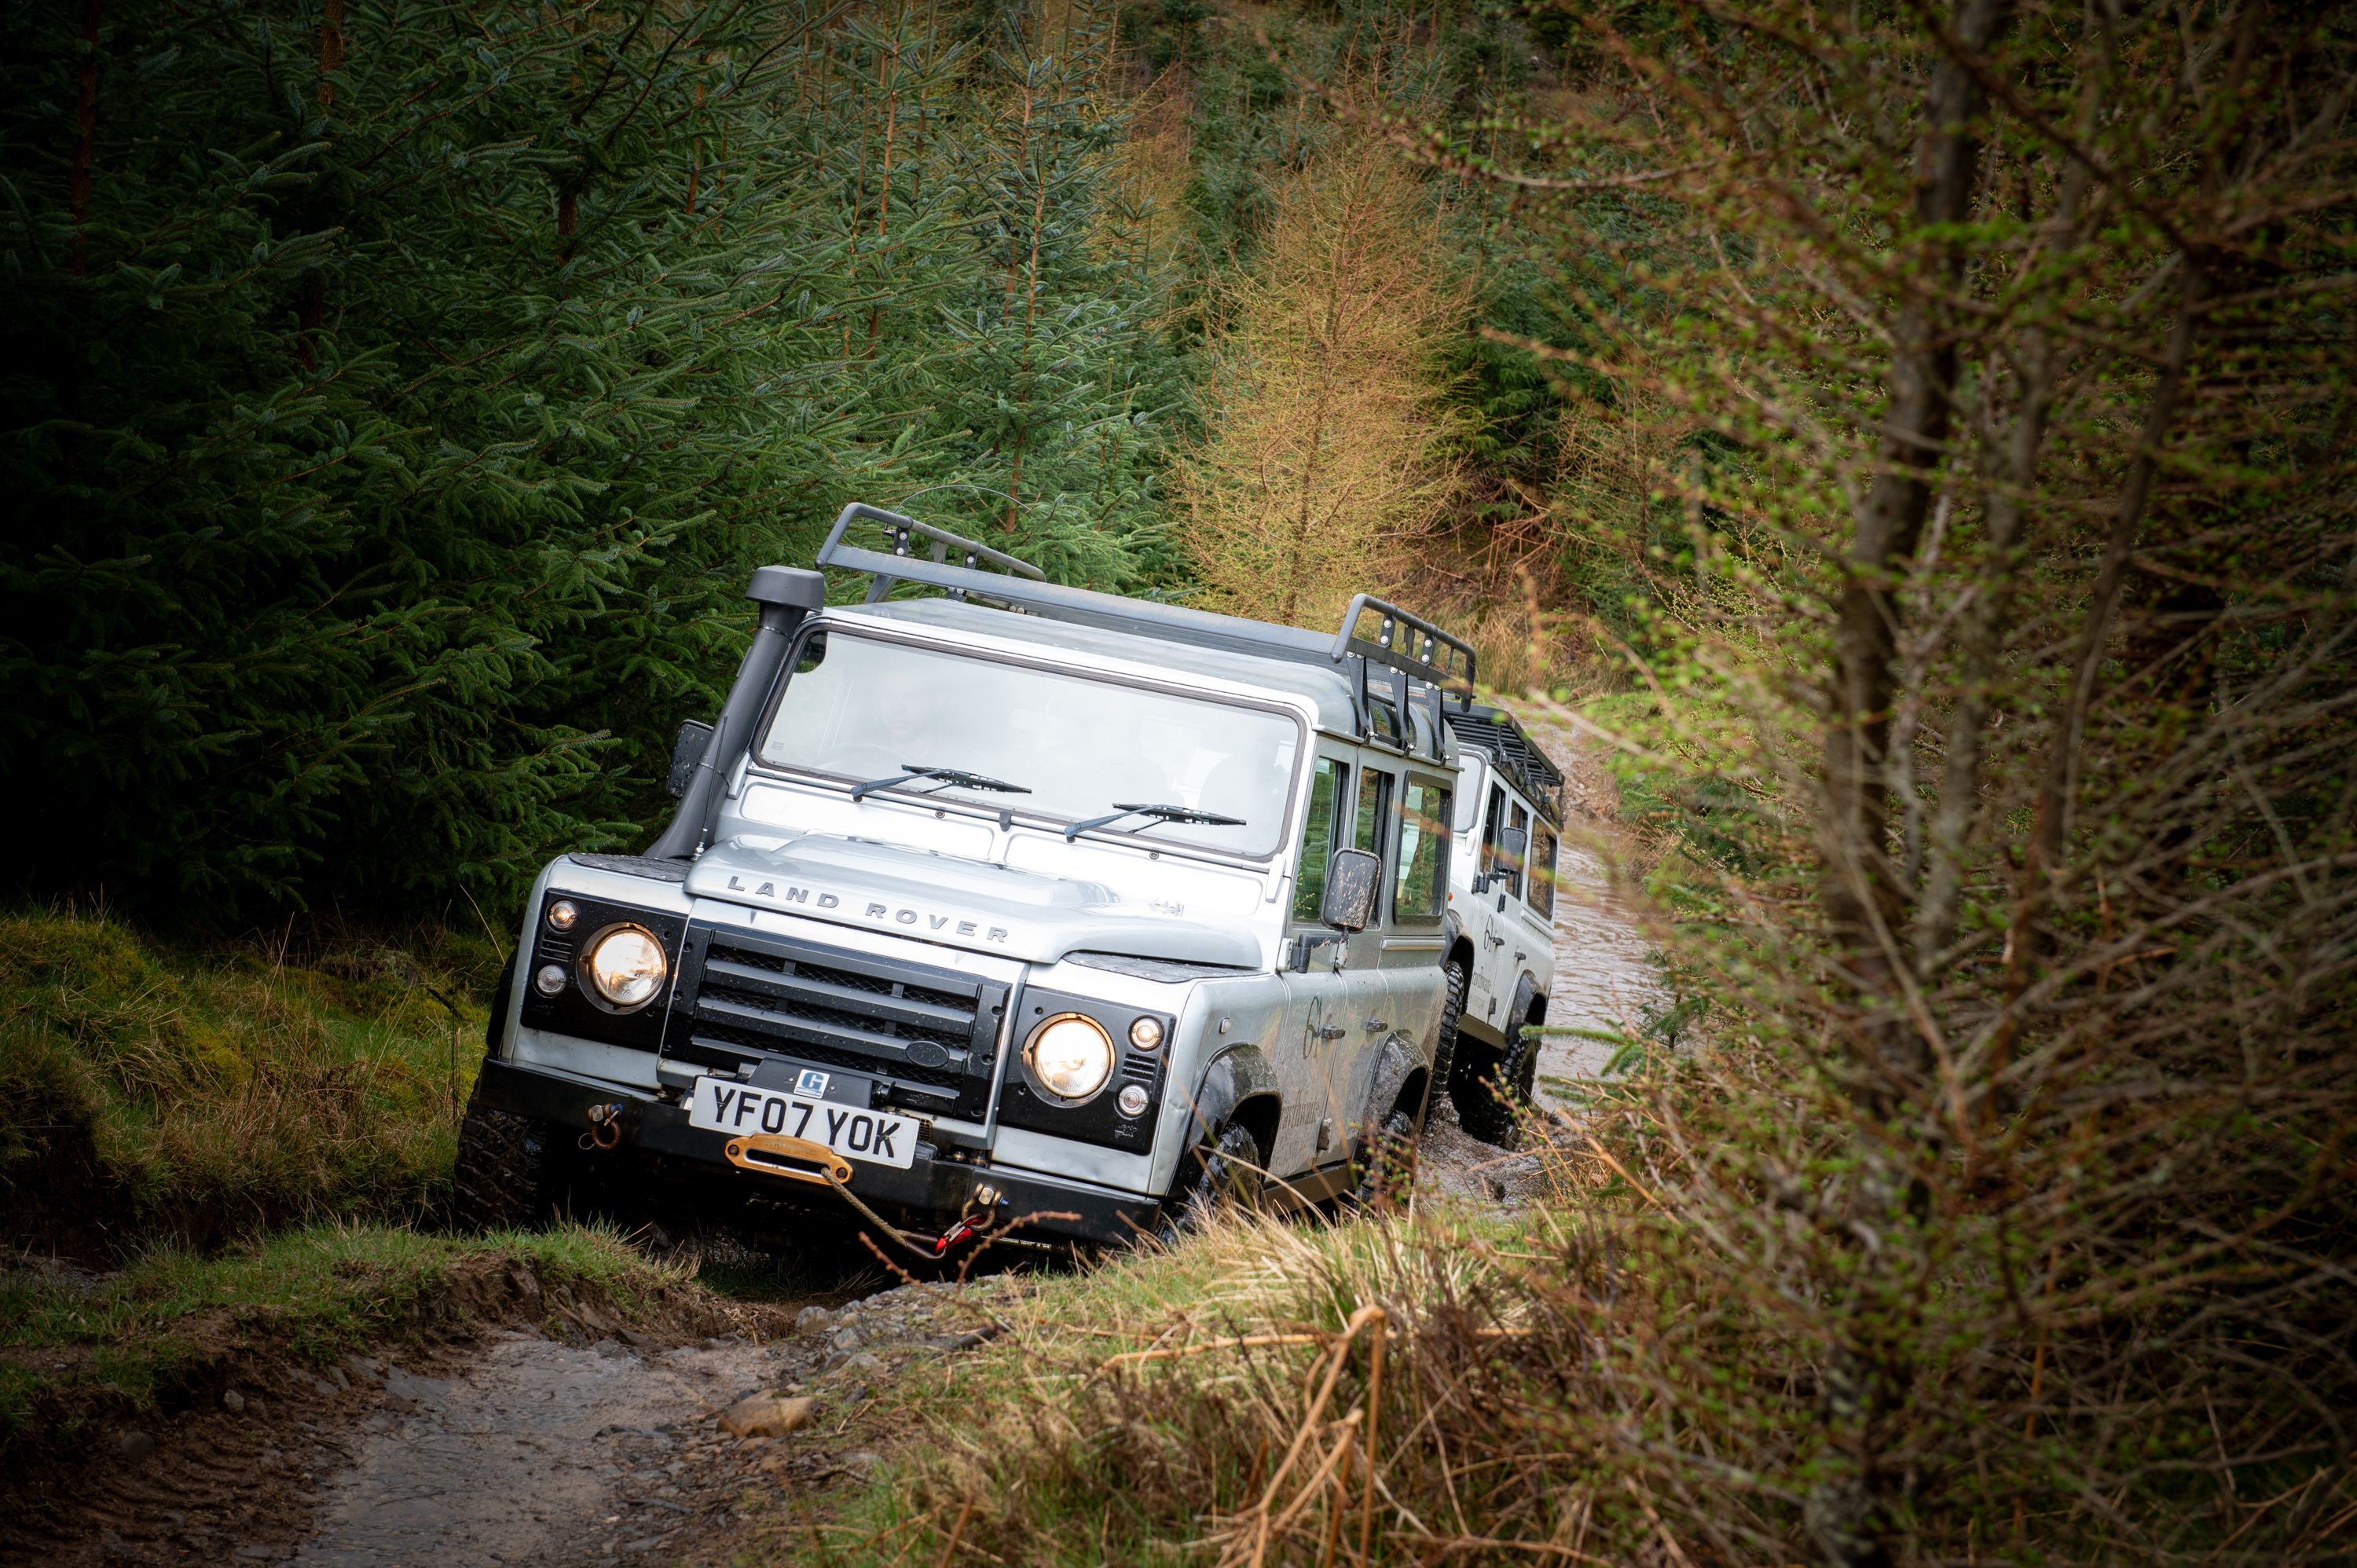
666;719;716;799
1500;826;1529;863
1321;848;1382;932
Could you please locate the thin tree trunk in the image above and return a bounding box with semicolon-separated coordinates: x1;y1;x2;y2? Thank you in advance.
1822;0;2014;1086
318;0;343;105
69;0;101;278
866;34;902;357
1810;9;2014;1568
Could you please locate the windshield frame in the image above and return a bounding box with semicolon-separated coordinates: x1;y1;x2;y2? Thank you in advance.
746;617;1311;866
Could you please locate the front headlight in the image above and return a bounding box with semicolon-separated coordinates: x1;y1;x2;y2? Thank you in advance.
584;925;668;1010
1025;1013;1114;1101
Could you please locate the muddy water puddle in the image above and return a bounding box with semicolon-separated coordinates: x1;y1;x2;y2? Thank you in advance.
288;1334;779;1567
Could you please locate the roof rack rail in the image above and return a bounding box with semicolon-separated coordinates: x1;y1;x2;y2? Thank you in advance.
812;504;1475;753
1442;704;1567;826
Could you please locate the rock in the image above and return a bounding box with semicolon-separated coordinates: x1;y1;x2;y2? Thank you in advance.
221;1388;247;1415
716;1393;816;1439
118;1430;156;1465
842;1352;882;1374
829;1326;863;1352
794;1306;834;1335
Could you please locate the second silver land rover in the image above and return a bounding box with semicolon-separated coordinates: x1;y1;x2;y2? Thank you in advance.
453;504;1516;1251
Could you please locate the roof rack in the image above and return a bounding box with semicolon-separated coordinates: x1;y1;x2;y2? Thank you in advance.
1442;705;1567;826
812;504;1477;752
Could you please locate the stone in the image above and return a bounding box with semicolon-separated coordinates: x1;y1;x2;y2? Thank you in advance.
842;1352;882;1374
793;1306;834;1335
828;1326;863;1352
220;1389;247;1415
117;1430;156;1465
716;1393;816;1439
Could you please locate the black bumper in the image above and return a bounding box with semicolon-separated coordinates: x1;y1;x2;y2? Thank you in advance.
473;1056;1160;1247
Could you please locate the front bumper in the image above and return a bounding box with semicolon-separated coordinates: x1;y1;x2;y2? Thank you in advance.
474;1056;1160;1247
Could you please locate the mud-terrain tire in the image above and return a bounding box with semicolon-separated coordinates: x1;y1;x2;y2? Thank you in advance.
1348;1107;1419;1210
1425;957;1468;1127
453;1098;584;1233
1154;1122;1265;1244
452;952;577;1232
1453;1027;1540;1149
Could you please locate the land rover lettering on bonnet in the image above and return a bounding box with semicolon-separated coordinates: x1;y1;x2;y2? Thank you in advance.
453;503;1540;1253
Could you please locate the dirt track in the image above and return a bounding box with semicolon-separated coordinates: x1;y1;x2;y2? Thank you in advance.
17;735;1652;1568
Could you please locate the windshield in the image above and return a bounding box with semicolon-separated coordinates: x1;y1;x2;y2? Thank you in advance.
756;630;1302;858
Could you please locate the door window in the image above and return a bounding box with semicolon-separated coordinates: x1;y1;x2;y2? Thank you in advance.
1353;769;1394;861
1479;785;1507;886
1503;800;1530;899
1391;779;1451;924
1290;757;1349;923
1528;821;1558;918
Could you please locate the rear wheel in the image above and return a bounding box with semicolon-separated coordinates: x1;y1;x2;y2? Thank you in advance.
1453;1026;1539;1149
1154;1122;1265;1244
1347;1107;1418;1210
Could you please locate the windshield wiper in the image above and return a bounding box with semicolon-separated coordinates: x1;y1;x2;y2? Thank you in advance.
849;764;1033;803
1063;802;1247;842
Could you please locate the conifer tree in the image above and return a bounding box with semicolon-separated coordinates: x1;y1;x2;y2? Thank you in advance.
1175;140;1465;629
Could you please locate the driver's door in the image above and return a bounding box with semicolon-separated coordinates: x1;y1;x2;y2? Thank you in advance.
1270;748;1391;1185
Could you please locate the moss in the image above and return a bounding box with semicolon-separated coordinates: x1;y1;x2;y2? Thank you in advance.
0;910;500;1249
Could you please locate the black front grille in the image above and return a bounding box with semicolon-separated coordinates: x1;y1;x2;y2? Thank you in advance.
666;925;1009;1119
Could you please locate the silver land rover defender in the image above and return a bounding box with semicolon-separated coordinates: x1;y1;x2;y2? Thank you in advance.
453;504;1523;1251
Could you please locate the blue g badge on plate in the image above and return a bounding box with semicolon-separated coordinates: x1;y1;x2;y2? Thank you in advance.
795;1068;830;1098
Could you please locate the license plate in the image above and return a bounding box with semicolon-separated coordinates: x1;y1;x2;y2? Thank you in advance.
687;1078;919;1170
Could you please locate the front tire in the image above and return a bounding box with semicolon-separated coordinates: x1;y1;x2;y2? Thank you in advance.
1453;1026;1539;1148
452;1098;585;1232
1154;1122;1265;1244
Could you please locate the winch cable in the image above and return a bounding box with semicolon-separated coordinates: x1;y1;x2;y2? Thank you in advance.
819;1166;977;1261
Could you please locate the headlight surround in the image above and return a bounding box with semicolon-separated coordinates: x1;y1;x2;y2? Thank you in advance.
583;924;668;1011
1024;1013;1115;1102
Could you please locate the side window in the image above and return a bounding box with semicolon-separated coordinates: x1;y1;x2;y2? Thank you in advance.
1353;768;1394;863
1479;784;1508;882
1504;800;1530;899
1528;821;1558;919
1391;779;1451;924
1290;757;1348;923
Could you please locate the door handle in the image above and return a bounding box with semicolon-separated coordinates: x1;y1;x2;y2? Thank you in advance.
1513;951;1527;965
1310;1025;1347;1042
1485;933;1505;948
1362;1019;1387;1032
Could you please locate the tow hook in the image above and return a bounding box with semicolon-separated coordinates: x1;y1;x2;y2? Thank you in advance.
584;1102;627;1151
930;1184;1008;1256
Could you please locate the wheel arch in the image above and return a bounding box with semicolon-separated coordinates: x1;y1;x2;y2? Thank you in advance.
1365;1034;1429;1127
1181;1043;1281;1160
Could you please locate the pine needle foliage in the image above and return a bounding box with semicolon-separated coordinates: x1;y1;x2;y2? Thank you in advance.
1175;137;1467;630
0;0;1185;918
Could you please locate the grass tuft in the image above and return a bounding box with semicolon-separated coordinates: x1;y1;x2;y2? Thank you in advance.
0;907;498;1249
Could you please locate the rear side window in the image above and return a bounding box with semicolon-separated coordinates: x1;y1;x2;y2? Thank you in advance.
1392;779;1451;923
1527;822;1558;918
1505;800;1530;899
1290;758;1348;922
1353;769;1394;862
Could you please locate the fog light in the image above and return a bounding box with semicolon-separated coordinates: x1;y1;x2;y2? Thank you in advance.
1128;1016;1164;1050
1116;1083;1149;1118
547;899;578;931
534;963;567;995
